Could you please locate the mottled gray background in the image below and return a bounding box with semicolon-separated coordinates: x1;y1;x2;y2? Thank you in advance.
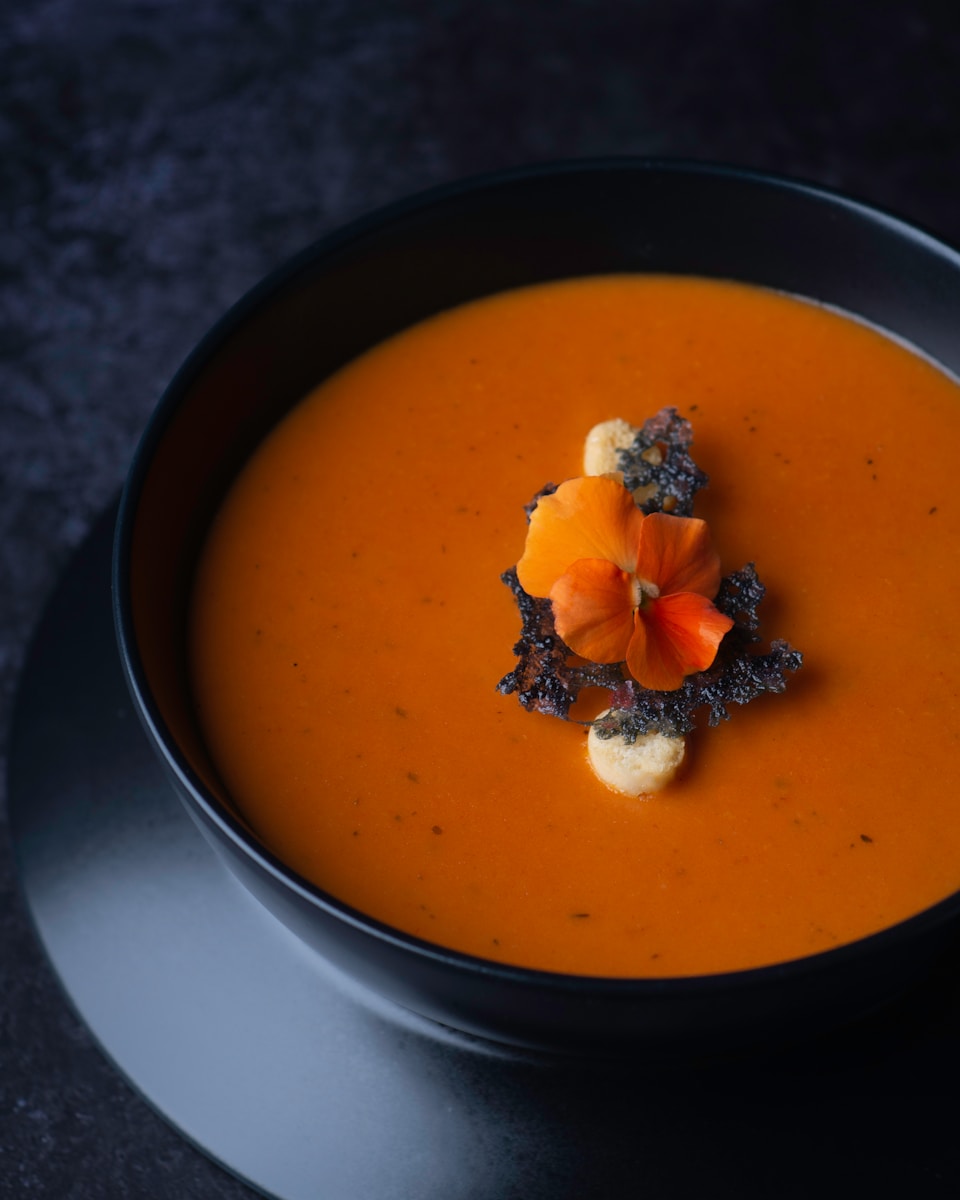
3;1;960;1195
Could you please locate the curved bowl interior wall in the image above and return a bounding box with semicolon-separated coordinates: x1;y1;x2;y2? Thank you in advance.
114;161;960;1056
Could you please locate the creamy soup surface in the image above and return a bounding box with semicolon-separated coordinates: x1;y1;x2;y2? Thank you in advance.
190;275;960;977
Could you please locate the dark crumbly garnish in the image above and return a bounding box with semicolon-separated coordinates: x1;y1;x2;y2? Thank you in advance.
498;562;802;737
497;407;803;737
617;405;709;516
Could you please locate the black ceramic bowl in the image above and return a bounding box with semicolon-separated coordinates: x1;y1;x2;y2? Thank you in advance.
114;160;960;1058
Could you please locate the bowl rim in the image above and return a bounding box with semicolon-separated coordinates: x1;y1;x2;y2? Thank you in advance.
113;155;960;999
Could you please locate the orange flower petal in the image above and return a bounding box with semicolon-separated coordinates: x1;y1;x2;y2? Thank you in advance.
550;558;635;664
517;476;646;598
635;512;722;599
623;615;677;692
626;592;734;691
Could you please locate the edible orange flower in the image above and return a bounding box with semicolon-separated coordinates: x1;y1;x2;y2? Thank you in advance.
516;475;734;691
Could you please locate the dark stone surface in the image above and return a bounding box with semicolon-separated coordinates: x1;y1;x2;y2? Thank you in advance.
3;2;960;1195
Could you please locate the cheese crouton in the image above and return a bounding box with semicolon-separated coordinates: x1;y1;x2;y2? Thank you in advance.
587;716;685;795
582;418;638;476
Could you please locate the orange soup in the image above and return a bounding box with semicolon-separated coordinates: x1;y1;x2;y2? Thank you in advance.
189;275;960;977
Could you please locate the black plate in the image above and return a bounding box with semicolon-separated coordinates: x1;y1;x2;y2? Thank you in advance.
9;502;960;1198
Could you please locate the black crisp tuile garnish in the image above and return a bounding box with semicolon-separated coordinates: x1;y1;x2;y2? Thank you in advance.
617;406;709;516
498;562;803;737
496;407;803;737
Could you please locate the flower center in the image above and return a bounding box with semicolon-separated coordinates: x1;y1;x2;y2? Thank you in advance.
631;575;660;610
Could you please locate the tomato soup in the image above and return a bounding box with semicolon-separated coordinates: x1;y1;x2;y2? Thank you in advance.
189;275;960;977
